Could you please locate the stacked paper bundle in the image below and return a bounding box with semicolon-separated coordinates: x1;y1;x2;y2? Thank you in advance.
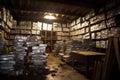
0;41;6;54
25;35;47;73
14;36;27;70
29;44;47;72
0;54;15;74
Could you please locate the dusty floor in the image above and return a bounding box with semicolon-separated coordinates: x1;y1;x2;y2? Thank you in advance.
45;53;89;80
0;53;90;80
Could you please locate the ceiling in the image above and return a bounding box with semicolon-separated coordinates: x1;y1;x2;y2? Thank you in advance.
1;0;109;23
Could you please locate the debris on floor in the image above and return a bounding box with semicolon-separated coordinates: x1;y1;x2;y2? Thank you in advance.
0;54;89;80
45;54;89;80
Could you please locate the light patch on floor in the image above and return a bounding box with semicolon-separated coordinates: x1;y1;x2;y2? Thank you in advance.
46;53;89;80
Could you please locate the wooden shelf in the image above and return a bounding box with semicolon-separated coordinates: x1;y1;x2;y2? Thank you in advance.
69;2;120;51
90;19;105;26
92;38;108;41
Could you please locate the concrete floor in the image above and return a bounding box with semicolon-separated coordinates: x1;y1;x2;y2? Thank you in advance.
46;53;89;80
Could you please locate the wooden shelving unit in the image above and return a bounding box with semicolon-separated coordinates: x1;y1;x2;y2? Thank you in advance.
70;1;120;52
0;7;15;53
9;21;70;52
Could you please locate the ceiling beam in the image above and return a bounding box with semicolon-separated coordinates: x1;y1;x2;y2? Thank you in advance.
10;9;82;17
12;13;72;23
14;16;71;23
3;0;96;9
36;0;95;8
3;0;93;16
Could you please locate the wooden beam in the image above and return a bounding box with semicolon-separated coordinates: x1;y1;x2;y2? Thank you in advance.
4;0;92;16
37;0;95;8
11;10;76;21
9;7;84;16
13;14;71;23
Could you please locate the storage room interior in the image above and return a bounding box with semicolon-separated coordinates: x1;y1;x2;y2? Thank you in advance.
0;0;120;80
